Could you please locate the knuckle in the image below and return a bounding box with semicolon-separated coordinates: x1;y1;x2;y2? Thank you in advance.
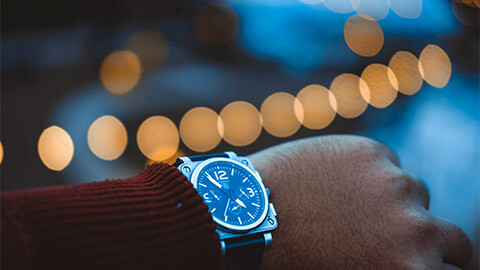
403;212;440;240
386;173;416;199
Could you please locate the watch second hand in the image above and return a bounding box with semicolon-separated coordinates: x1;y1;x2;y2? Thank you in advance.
224;198;231;217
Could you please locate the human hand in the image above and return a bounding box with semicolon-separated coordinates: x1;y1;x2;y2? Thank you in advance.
249;135;472;269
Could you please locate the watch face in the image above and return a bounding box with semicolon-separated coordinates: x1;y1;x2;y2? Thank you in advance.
191;158;269;231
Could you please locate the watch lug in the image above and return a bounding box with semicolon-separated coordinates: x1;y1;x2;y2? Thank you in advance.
220;240;226;254
269;203;277;217
263;232;273;250
225;151;238;158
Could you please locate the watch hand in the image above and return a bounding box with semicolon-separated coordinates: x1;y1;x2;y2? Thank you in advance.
239;189;248;198
224;198;231;217
206;173;224;190
210;190;220;200
235;198;247;208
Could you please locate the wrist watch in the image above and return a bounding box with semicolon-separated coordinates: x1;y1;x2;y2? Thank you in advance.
175;152;278;270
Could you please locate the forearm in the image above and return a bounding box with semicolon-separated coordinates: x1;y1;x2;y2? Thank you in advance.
1;163;224;270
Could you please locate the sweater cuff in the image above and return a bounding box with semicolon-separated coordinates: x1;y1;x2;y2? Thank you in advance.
1;163;225;269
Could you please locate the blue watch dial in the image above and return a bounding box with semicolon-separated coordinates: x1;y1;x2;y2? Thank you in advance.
194;160;267;229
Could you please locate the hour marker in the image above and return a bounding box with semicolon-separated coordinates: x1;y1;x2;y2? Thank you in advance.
247;212;254;219
225;216;228;222
211;208;216;213
198;183;207;187
231;169;234;175
242;177;248;183
238;217;242;224
252;203;260;207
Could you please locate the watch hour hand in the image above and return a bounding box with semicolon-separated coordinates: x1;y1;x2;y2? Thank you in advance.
235;198;247;208
206;173;223;189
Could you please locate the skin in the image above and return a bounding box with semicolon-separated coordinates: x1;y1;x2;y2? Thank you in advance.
248;135;473;269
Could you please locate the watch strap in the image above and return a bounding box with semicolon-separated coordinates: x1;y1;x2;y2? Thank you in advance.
173;153;229;167
224;233;265;270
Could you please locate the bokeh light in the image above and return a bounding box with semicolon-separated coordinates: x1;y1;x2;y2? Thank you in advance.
361;63;398;108
298;0;324;4
388;0;422;19
419;45;452;88
0;141;3;165
220;101;262;147
126;30;169;72
323;0;355;13
180;107;223;152
261;92;304;138
38;126;74;171
389;51;423;95
351;0;390;20
194;4;238;45
137;116;179;161
329;73;370;118
451;0;480;27
296;84;336;130
146;149;187;166
87;115;128;161
344;14;384;57
99;50;142;95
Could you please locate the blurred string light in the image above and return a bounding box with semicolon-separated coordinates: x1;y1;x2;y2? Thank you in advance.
419;45;452;88
297;0;423;19
87;115;128;161
126;30;169;72
0;141;3;165
137;116;179;161
260;92;304;138
344;14;384;57
388;0;423;19
454;0;480;7
296;84;337;130
389;51;424;95
329;73;370;118
361;63;399;108
298;0;324;4
146;149;186;166
193;3;238;45
180;107;224;152
351;0;390;20
220;101;263;147
323;0;355;13
99;50;142;95
451;0;480;27
38;126;74;171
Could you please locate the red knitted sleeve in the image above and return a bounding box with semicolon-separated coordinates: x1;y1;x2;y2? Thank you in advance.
1;162;225;270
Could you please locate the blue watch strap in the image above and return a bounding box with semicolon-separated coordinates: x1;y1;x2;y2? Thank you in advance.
173;153;229;167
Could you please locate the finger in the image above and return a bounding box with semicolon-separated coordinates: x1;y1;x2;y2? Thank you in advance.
432;215;473;267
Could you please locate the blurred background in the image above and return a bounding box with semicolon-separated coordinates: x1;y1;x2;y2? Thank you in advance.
1;0;478;268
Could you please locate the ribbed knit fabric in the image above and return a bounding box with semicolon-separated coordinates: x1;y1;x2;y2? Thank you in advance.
1;162;225;270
